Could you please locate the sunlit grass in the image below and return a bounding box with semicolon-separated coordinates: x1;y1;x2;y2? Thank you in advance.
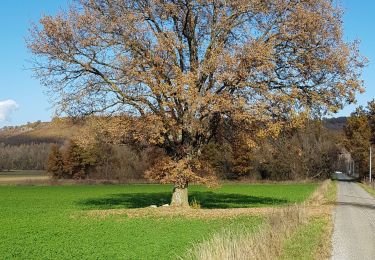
280;217;329;260
0;183;316;259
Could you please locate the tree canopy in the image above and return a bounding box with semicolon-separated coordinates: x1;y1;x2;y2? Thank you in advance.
344;100;375;178
28;0;365;205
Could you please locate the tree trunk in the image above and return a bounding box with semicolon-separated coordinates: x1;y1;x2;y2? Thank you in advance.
170;186;189;207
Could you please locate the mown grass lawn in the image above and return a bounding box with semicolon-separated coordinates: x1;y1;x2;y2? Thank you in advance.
0;183;317;259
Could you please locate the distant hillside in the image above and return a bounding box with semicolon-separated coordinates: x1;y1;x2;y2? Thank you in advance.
323;117;347;132
0;116;348;145
0;119;82;145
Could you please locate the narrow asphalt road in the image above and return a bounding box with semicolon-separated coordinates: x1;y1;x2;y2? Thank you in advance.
332;173;375;260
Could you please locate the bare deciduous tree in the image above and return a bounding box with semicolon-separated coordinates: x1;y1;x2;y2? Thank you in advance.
28;0;365;206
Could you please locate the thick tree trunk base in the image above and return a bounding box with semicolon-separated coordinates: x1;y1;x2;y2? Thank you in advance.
170;187;189;207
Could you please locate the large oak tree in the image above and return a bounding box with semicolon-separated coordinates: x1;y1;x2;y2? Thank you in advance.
28;0;365;206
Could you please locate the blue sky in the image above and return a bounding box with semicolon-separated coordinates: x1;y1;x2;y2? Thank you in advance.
0;0;69;127
0;0;374;127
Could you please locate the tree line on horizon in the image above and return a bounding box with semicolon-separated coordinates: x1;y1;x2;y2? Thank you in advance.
1;117;345;182
0;143;51;171
42;117;341;181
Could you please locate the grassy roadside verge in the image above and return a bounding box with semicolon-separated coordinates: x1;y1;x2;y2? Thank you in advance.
280;217;329;260
183;205;308;260
324;180;337;204
185;180;337;260
280;180;336;260
360;183;375;197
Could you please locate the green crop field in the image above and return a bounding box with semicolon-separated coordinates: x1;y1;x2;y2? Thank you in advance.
0;183;317;259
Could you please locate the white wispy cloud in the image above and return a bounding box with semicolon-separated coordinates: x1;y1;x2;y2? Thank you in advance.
0;99;19;122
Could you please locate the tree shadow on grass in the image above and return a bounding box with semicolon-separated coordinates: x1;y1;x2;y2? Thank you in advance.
77;191;289;210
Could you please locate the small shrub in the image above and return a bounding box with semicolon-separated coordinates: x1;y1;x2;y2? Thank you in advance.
190;198;201;209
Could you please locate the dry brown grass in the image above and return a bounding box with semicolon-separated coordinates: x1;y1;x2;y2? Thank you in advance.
307;179;333;206
87;206;283;219
0;176;50;185
305;178;336;218
182;205;308;260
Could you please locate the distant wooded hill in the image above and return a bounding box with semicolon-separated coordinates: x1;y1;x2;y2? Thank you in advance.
322;117;347;132
0;116;347;145
0;119;83;145
0;119;87;171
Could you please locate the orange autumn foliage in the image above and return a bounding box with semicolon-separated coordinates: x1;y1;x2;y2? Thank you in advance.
28;0;365;188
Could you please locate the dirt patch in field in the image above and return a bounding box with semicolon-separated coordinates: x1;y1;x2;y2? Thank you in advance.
86;203;333;219
87;206;283;219
0;176;50;184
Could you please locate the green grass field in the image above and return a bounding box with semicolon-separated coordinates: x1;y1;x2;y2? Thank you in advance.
0;183;317;259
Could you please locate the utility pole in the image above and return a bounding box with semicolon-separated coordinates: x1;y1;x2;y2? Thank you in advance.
370;146;372;183
347;160;350;175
